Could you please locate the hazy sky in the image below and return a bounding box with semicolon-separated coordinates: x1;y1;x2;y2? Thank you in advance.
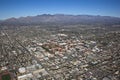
0;0;120;20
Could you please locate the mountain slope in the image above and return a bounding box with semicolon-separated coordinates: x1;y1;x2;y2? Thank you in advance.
1;14;120;26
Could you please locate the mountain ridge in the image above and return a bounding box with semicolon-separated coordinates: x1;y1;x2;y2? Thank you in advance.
1;14;120;26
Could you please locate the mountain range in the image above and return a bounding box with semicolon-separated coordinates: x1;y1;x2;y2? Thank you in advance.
0;14;120;26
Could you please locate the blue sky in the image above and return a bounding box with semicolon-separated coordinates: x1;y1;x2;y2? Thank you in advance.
0;0;120;20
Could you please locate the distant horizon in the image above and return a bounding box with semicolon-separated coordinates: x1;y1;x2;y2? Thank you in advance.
0;0;120;20
1;13;120;21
